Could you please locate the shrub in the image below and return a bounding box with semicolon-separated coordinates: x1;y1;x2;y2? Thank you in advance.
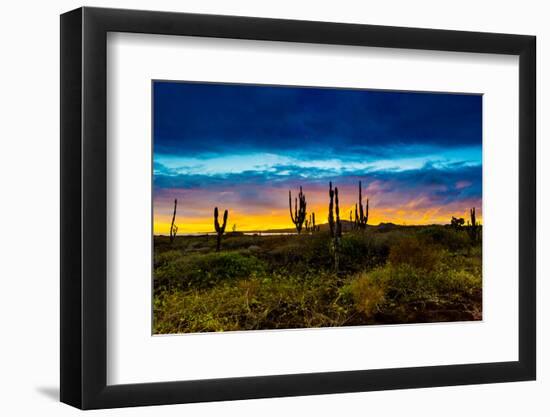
343;272;386;316
418;226;471;251
388;237;442;271
343;262;481;319
154;252;266;290
379;263;480;304
153;250;181;269
338;232;390;273
384;263;435;302
430;267;481;296
267;240;310;265
221;235;264;250
265;233;333;274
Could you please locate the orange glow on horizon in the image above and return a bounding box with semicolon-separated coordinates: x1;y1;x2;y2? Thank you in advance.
153;203;483;235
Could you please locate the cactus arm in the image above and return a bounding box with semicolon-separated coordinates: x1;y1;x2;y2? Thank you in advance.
359;181;365;225
334;187;339;220
214;207;220;233
222;209;228;233
355;181;369;229
288;190;296;223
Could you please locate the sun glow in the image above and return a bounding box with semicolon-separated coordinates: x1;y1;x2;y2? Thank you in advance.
153;201;482;235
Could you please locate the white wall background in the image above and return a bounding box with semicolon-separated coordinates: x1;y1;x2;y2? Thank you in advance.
0;0;546;415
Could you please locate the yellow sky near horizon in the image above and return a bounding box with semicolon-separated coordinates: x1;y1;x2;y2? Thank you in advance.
153;203;482;235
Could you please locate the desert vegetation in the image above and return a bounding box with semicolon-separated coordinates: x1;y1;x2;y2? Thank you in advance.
153;181;482;334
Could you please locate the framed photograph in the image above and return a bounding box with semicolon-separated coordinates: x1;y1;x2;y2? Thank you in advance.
60;7;536;409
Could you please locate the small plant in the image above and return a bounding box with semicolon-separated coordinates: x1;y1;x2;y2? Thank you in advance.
169;198;178;244
289;186;307;234
305;212;317;233
214;207;228;252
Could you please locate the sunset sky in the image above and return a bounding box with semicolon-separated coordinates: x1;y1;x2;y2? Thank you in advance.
153;81;482;234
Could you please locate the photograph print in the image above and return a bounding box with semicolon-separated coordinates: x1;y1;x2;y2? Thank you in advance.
152;81;482;334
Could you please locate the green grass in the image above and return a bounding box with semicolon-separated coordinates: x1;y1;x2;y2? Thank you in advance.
153;225;482;334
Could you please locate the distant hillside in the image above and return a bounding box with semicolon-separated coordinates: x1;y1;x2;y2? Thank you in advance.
247;220;400;234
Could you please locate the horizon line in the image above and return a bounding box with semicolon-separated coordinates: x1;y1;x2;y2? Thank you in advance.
153;221;483;236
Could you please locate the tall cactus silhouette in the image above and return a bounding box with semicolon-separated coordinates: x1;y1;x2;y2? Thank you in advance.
289;186;307;234
214;207;228;252
169;198;178;244
328;182;342;271
354;181;369;229
470;207;476;226
328;181;342;238
328;182;335;237
468;207;479;242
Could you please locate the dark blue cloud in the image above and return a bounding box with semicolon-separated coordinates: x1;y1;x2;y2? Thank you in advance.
154;161;481;207
366;163;482;204
153;81;482;158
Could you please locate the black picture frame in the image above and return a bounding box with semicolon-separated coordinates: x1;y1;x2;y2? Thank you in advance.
60;6;536;410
